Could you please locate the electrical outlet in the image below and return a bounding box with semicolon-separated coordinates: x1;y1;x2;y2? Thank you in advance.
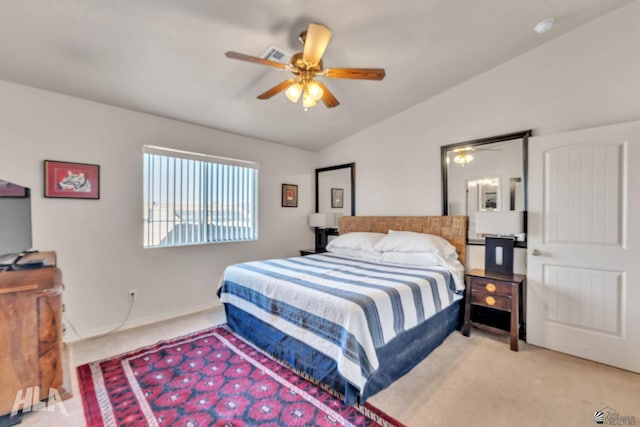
128;289;137;301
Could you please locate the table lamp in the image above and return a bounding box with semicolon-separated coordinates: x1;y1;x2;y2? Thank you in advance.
309;213;334;252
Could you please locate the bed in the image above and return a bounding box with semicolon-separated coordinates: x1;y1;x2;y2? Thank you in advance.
218;215;468;404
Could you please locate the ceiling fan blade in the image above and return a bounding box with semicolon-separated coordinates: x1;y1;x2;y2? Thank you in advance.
225;51;289;70
302;23;332;65
315;81;339;108
257;79;296;99
325;67;386;80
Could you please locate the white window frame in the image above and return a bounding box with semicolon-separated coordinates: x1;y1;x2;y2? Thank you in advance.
143;145;258;248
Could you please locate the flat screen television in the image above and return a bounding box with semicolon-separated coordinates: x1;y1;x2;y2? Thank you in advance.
0;180;33;256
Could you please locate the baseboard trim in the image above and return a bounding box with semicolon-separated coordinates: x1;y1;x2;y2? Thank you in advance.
64;302;223;343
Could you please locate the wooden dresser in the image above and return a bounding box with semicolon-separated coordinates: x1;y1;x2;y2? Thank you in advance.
0;251;70;417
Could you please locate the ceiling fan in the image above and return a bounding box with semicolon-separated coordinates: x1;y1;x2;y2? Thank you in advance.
225;23;386;110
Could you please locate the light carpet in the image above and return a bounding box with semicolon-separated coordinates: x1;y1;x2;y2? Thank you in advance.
17;307;640;427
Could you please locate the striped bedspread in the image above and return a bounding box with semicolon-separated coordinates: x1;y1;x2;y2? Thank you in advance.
218;253;462;392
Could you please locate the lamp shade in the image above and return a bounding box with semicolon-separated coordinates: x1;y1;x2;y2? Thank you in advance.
309;213;334;228
475;211;523;235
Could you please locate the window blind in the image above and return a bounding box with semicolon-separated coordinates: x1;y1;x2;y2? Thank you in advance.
143;146;258;248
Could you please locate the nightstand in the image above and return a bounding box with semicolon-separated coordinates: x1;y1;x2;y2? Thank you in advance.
462;269;526;351
300;248;324;256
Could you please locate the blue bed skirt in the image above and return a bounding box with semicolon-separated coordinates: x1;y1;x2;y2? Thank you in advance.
224;299;462;404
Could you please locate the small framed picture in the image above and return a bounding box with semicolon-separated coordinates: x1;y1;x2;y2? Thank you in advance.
281;184;298;208
331;188;344;209
44;160;100;199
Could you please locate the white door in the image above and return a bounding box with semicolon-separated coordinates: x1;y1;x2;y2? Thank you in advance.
528;120;640;373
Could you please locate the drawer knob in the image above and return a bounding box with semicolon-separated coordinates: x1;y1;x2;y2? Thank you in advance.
485;296;496;306
485;283;496;293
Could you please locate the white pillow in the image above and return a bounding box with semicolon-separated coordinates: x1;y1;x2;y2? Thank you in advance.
378;251;442;267
327;247;381;261
379;251;465;291
374;230;458;258
326;232;386;254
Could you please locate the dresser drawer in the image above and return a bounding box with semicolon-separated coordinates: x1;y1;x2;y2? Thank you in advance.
470;277;514;297
471;291;512;311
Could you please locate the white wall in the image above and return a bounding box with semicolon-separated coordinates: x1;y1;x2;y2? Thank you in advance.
318;2;640;273
0;80;316;340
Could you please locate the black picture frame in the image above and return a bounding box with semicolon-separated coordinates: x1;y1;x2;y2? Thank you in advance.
331;188;344;208
281;184;298;208
484;236;515;276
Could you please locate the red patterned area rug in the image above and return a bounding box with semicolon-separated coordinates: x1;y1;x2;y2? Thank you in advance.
77;325;404;427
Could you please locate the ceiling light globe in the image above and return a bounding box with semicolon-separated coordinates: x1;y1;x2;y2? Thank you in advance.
307;81;324;101
285;83;302;103
302;93;317;108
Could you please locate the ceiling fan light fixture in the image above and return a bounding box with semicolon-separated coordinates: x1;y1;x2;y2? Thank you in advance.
226;22;385;109
285;83;303;103
454;153;474;166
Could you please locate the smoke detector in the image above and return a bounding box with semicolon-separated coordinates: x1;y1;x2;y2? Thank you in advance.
534;18;555;34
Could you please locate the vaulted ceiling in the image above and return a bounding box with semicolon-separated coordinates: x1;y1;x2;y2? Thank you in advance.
0;0;631;151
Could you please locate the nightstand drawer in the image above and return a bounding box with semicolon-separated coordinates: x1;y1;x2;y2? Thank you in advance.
471;277;513;297
471;291;512;311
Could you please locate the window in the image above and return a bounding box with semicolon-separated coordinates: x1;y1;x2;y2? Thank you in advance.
143;146;258;248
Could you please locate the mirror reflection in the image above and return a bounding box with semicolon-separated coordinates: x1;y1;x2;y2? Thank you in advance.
0;179;32;255
316;163;355;219
442;131;530;244
470;177;500;212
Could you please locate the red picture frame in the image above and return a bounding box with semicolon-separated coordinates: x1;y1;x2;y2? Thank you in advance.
44;160;100;199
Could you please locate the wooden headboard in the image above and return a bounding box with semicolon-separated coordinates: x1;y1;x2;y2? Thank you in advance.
338;216;468;265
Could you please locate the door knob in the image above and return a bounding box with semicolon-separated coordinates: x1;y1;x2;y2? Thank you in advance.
531;249;541;256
